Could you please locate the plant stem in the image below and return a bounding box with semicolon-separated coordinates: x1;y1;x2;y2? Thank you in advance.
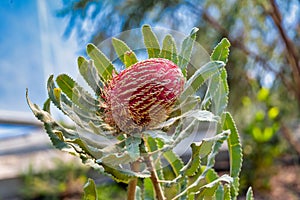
127;161;139;200
145;155;166;200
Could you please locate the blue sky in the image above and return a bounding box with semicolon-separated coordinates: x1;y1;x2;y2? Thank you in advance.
0;0;79;113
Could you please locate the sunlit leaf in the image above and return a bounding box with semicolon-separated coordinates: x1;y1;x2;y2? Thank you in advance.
159;34;178;64
56;74;99;111
86;43;116;81
142;24;160;58
112;37;138;67
178;27;198;77
246;187;254;200
78;56;103;96
220;112;243;198
179;61;225;102
210;38;231;63
83;178;98;200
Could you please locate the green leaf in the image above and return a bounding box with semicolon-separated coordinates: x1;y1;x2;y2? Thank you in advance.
173;131;230;199
159;34;178;64
83;178;98;200
195;175;233;196
246;187;254;200
56;74;99;111
143;130;173;144
163;150;187;198
142;24;160;58
43;98;51;112
224;184;231;200
124;50;139;68
125;136;142;160
210;38;231;63
163;151;184;178
78;56;103;96
202;68;229;115
220;112;243;199
171;96;201;117
178;27;198;77
47;76;105;129
86;43;116;81
112;37;138;67
179;61;225;103
26;90;73;150
102;164;149;183
154;109;218;130
184;131;230;177
144;137;164;180
135;186;142;200
144;178;155;200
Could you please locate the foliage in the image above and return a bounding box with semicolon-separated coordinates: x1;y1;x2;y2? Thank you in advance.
21;159;88;200
239;86;286;192
27;25;247;199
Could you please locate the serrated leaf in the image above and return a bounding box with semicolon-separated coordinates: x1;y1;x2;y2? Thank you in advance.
143;130;173;144
224;184;231;200
179;61;225;103
78;56;103;96
154;109;218;130
97;151;133;166
184;131;230;177
173;131;230;199
210;38;231;63
112;37;138;67
159;34;178;64
178;27;198;77
126;136;142;160
102;164;149;183
142;25;160;58
48;76;105;129
56;74;99;111
83;178;98;200
195;175;233;196
202;68;229;115
144;137;164;180
163;151;184;177
172;95;201;116
86;43;116;81
220;112;243;199
246;187;254;200
26;90;73;150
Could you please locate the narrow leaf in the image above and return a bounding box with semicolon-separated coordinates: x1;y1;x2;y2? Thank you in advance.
178;27;198;77
220;112;243;198
144;178;155;200
112;37;138;67
83;178;98;200
86;43;116;81
56;74;99;111
179;61;225;103
142;25;160;58
210;38;231;63
124;50;138;68
246;187;254;200
159;34;178;64
78;56;103;96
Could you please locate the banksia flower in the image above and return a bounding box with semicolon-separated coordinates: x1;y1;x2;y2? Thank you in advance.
103;58;185;133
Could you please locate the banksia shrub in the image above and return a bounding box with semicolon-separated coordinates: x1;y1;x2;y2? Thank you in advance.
27;25;252;200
